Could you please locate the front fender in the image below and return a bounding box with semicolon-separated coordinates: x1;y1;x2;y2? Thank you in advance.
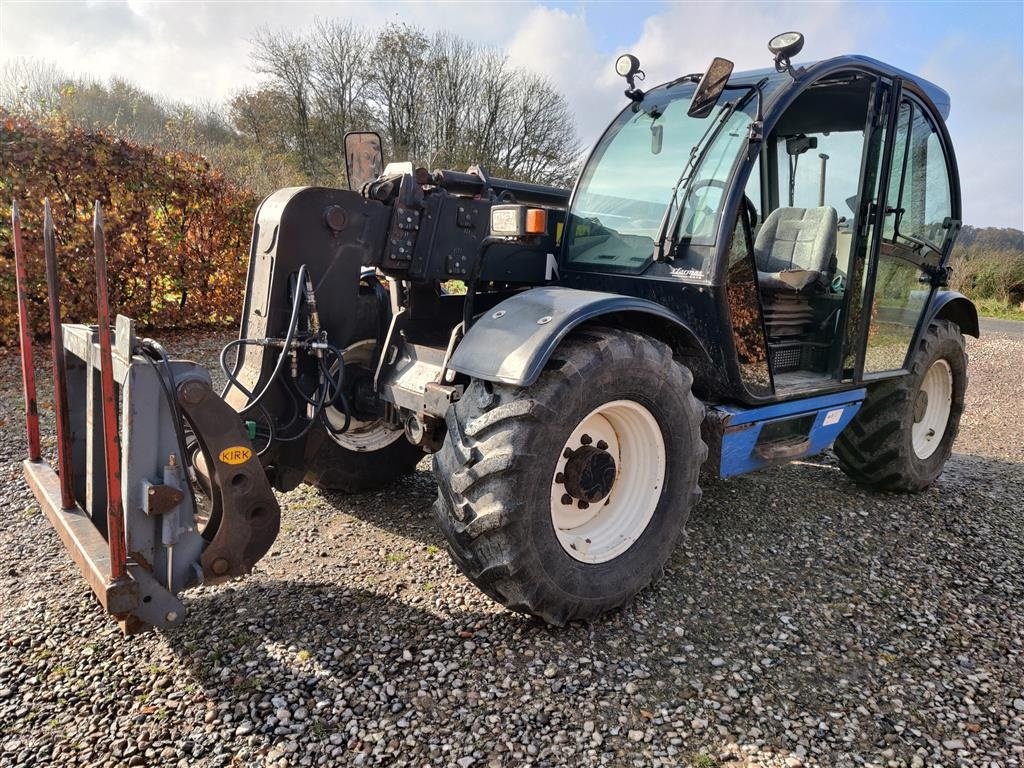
928;290;979;338
448;286;709;386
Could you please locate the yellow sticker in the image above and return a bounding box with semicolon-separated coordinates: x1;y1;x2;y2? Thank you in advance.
218;446;252;465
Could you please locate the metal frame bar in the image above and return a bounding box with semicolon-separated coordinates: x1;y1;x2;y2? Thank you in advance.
11;201;41;462
42;199;76;509
23;459;139;615
93;203;129;582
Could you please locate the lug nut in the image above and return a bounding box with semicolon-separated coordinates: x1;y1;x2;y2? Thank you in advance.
580;434;592;445
563;447;574;459
211;557;230;576
596;440;608;451
577;500;590;510
555;472;564;484
561;493;573;505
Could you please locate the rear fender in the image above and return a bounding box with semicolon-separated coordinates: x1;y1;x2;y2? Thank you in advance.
927;290;979;338
448;286;710;386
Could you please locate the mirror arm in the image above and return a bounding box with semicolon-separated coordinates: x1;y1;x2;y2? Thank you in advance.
724;77;768;142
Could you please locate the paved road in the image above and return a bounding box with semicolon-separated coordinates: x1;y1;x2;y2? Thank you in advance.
980;316;1024;337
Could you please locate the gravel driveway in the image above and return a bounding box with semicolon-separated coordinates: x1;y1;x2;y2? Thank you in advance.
0;330;1021;768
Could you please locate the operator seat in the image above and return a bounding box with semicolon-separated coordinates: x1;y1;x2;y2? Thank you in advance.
754;206;838;293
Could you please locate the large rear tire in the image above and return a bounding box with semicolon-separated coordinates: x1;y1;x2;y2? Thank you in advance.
433;327;706;625
835;319;967;492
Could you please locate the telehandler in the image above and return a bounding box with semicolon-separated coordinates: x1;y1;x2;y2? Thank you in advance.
11;32;976;632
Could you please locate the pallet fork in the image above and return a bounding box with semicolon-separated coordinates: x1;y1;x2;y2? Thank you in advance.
10;200;281;634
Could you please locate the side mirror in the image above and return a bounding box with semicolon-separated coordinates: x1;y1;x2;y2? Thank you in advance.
344;131;384;191
687;57;734;119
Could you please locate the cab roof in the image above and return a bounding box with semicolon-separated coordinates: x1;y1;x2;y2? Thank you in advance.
724;55;951;120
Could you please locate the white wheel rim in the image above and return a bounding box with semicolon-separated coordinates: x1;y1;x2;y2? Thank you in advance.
324;340;405;452
912;358;953;459
549;399;666;564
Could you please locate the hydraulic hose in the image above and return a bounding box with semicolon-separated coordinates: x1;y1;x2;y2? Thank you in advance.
220;263;309;409
218;263;355;453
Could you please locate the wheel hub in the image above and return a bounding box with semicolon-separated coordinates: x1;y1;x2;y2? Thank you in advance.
549;400;666;564
323;339;405;451
562;444;616;503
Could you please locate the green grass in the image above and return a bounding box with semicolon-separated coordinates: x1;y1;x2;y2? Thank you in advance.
973;298;1024;322
689;753;720;768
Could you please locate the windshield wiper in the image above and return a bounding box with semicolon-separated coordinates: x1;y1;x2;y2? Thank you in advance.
652;101;736;261
654;80;766;261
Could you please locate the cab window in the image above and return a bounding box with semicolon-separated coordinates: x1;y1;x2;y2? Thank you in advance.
882;101;953;250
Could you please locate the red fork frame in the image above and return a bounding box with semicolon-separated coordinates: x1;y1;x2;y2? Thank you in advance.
16;199;129;586
92;202;128;581
11;201;41;462
41;199;76;510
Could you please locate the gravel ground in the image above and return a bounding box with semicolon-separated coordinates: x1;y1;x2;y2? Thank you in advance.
0;330;1022;768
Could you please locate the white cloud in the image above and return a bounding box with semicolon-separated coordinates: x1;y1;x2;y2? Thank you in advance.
627;1;881;81
505;6;615;147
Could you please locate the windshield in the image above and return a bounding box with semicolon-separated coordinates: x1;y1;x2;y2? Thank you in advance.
565;84;757;275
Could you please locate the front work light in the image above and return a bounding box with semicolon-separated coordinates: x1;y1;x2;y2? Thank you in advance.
615;54;640;78
768;31;805;73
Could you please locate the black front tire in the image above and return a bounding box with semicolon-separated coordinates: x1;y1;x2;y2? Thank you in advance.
835;319;968;492
432;327;706;625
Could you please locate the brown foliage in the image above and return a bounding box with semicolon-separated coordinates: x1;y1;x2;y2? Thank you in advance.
0;110;258;344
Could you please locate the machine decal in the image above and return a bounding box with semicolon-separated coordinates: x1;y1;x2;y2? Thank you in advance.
822;408;844;426
218;446;253;465
545;253;559;281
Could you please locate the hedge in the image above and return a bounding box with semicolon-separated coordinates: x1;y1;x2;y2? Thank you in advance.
0;111;258;345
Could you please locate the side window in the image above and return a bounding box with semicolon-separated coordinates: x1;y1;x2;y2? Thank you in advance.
777;131;865;216
883;101;953;249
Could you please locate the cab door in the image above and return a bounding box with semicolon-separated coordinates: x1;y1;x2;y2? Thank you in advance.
855;86;958;377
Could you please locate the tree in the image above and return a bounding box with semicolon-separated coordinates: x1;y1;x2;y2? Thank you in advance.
250;28;318;179
245;20;582;187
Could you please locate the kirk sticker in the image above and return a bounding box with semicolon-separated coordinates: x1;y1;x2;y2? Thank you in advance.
219;446;252;465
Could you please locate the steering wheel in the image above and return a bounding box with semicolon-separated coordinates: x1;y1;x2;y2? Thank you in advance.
684;178;759;230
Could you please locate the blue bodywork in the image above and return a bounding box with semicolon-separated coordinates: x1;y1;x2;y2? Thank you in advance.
710;389;866;478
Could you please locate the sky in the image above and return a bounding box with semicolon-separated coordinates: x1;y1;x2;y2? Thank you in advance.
1;0;1021;229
